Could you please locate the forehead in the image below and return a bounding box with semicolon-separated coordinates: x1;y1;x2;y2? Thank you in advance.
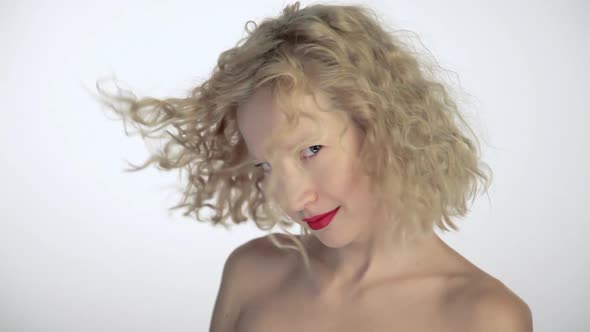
236;87;283;136
236;87;337;159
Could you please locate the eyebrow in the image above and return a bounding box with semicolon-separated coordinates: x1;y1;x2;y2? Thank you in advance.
248;124;317;162
248;140;300;163
248;155;261;164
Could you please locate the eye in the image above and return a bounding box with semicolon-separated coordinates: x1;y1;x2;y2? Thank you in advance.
255;162;272;173
302;145;323;159
254;145;323;174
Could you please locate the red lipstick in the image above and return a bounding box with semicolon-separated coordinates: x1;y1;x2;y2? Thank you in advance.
303;207;340;230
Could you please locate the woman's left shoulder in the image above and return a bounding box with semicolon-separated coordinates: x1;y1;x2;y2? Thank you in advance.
447;272;533;332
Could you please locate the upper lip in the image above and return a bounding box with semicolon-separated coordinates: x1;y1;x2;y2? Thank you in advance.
303;207;340;223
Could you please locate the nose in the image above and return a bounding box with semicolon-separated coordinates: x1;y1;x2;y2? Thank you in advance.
271;162;318;218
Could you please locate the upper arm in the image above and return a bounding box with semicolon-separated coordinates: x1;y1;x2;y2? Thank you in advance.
209;241;255;332
471;284;533;332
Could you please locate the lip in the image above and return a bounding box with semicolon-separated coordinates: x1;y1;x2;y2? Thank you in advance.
303;206;340;230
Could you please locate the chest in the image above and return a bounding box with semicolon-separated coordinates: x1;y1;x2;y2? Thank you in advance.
235;280;460;332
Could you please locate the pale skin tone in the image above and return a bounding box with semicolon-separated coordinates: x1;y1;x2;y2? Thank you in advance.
209;87;532;332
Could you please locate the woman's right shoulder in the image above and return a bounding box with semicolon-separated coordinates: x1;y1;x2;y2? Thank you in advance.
228;233;300;278
210;233;296;331
226;233;301;290
229;233;305;299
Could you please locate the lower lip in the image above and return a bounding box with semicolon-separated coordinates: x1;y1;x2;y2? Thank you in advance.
306;207;340;231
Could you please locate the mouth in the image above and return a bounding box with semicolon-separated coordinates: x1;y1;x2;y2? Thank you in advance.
303;206;340;230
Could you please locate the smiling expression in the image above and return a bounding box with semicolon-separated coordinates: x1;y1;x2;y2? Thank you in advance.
236;87;385;248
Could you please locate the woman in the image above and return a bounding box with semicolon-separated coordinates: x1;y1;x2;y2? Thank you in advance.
98;2;532;331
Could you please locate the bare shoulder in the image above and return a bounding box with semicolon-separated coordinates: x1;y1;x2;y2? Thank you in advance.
234;233;301;270
209;233;296;332
470;276;532;331
222;233;298;295
445;272;533;332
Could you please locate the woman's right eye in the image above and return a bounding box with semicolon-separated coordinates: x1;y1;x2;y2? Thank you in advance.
255;162;271;173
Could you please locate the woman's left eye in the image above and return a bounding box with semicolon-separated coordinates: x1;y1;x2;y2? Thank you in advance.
302;145;323;159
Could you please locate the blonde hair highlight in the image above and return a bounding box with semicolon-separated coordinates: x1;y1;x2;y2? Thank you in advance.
95;2;491;271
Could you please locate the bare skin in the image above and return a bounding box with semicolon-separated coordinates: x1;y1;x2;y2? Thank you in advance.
211;232;532;332
210;87;532;331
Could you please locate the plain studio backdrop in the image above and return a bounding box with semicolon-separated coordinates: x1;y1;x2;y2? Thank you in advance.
1;0;588;331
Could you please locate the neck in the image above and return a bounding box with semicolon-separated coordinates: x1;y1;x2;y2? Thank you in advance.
304;226;440;297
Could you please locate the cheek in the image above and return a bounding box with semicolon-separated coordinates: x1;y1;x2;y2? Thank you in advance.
314;153;361;199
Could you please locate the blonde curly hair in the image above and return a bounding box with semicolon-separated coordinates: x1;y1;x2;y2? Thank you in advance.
96;2;491;269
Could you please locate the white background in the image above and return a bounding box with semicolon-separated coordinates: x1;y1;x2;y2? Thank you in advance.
1;0;588;331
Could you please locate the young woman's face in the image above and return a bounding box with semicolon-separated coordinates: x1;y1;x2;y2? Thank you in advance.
237;87;384;248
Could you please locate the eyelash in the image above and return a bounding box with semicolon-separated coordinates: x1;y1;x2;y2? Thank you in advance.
255;145;323;173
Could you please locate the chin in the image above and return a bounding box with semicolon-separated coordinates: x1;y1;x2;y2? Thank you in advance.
313;228;355;249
